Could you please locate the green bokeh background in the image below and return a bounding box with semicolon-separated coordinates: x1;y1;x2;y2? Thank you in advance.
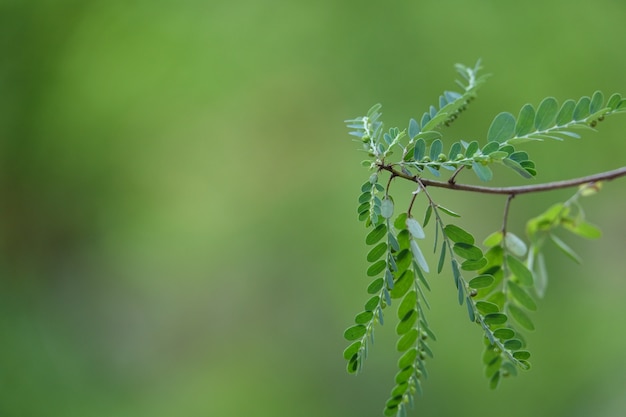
2;1;626;416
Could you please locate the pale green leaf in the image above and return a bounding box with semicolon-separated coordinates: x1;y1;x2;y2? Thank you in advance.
410;240;430;272
488;112;516;143
515;104;536;136
504;232;527;257
534;97;558;130
406;217;425;239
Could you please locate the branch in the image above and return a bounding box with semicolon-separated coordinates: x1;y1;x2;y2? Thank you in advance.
378;164;626;195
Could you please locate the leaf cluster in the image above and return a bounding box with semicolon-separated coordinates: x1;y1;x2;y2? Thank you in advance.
342;62;625;417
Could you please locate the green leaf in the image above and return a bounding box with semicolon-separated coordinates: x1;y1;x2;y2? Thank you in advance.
397;291;417;319
507;255;534;286
484;313;508;325
438;205;461;217
508;304;535;331
513;351;531;360
429;139;443;161
398;348;418;369
367;260;387;277
396;329;419;352
453;243;483;260
367;242;388;262
556;99;576;125
344;325;367;341
396;310;417;335
508;281;537;311
550;234;581;263
607;93;622;109
355;311;374;324
437;242;446;273
410;240;430;273
469;274;495;289
515;104;536;136
364;296;380;311
406;217;426;239
494;328;515;340
504;232;528;257
502;158;533;178
472;161;493;181
390;270;413;299
563;220;602;239
461;258;488;271
504;339;523;350
367;277;384;294
465;141;479;158
343;341;361;360
574;96;590;120
444;224;474;244
381;197;394;219
487;112;516;143
483;231;503;247
366;224;387;245
534;97;558;130
482;141;500;155
589;91;604;114
408;118;420;139
414;139;426;161
476;301;499;314
423;205;433;227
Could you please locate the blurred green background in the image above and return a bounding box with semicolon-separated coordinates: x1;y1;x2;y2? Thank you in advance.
2;1;626;416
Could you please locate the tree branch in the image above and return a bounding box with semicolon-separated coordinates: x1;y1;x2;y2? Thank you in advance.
378;164;626;195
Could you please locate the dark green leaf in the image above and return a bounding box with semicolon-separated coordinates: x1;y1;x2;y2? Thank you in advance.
367;277;384;294
397;329;419;352
367;260;387;277
489;371;501;389
507;255;534;286
513;351;531;360
484;313;508;325
469;274;495;289
534;97;558;130
444;224;474;244
508;281;537;311
423;205;433;227
461;257;488;271
366;224;387;245
437;242;446;273
515;104;536;136
472;161;493;181
453;243;483;260
467;298;476;322
394;213;408;230
358;192;371;204
508;304;535;331
494;328;515;340
367;242;388;262
347;357;360;374
344;325;367;341
487;112;516;143
504;339;523;350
